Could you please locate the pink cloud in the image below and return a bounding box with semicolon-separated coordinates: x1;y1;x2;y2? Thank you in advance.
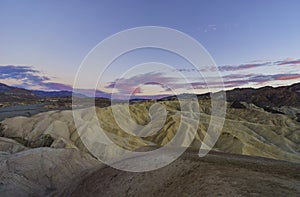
275;74;300;80
42;82;72;91
218;62;271;72
132;87;143;95
276;59;300;65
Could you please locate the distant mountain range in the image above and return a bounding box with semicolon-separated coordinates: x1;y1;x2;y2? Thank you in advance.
226;83;300;108
0;82;300;107
160;82;300;108
0;83;169;101
0;83;36;102
0;83;85;103
32;90;82;98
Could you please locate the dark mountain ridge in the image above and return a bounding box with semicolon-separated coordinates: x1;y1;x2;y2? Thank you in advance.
0;82;300;108
226;83;300;107
0;83;36;102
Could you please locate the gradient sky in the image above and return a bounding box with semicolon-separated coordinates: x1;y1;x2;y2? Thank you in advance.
0;0;300;96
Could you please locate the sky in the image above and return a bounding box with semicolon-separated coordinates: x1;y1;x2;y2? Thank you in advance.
0;0;300;96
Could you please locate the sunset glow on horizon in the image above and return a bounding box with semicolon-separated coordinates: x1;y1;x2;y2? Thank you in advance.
1;0;300;96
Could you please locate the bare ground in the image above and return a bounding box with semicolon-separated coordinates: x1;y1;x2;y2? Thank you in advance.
67;148;300;197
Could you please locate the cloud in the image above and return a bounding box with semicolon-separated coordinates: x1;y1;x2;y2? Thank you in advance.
105;72;178;94
0;65;72;91
0;65;50;82
275;59;300;65
2;58;299;95
249;59;272;63
221;73;300;88
223;74;256;79
173;62;272;73
217;58;300;72
175;57;300;74
105;71;300;94
132;87;143;95
274;73;300;80
218;62;271;72
204;24;217;33
41;82;72;91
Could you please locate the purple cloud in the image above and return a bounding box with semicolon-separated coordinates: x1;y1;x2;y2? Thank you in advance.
106;71;300;94
0;65;50;82
275;59;300;65
174;58;300;74
0;65;71;91
221;73;300;88
105;72;178;94
42;82;72;91
173;62;272;73
218;62;271;72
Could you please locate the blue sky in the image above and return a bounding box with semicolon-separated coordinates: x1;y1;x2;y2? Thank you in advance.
0;0;300;95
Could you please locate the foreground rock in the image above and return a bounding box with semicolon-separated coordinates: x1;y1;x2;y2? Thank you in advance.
0;137;28;154
68;148;300;197
0;147;100;196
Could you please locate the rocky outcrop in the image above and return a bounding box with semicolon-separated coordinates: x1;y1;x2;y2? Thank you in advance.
0;137;28;154
0;147;100;196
